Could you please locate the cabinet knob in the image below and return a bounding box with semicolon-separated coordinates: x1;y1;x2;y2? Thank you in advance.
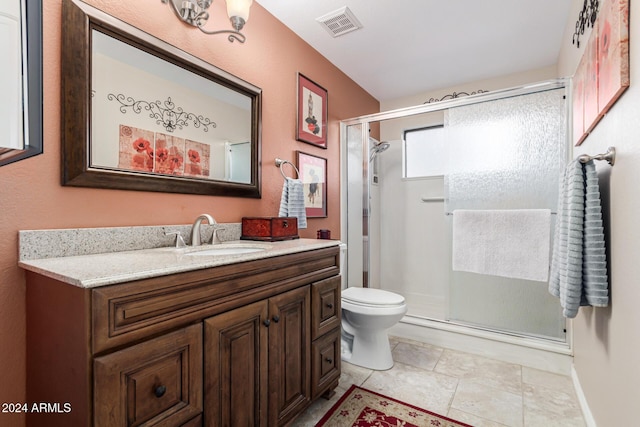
272;315;280;323
325;357;333;364
282;220;289;228
154;385;167;398
263;319;271;327
326;303;334;309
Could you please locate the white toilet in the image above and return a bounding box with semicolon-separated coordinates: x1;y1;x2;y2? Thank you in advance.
339;245;407;370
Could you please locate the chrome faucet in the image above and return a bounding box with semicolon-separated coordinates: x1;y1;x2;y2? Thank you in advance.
191;214;216;246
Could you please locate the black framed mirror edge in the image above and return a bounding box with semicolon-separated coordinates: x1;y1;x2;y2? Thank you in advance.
0;0;44;167
61;0;262;198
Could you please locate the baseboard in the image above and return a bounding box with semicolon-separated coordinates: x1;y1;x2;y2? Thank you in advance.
389;316;573;375
571;365;597;427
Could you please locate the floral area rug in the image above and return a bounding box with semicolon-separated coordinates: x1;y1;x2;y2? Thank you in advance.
315;385;472;427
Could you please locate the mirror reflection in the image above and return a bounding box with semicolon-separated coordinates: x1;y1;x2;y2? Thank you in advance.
91;30;252;184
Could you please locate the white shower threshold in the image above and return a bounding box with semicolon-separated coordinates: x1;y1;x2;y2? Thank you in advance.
389;314;573;375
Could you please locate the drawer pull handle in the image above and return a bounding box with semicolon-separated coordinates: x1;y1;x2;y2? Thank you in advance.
272;315;280;323
154;385;167;398
282;220;289;228
325;357;333;364
263;319;271;327
326;303;334;309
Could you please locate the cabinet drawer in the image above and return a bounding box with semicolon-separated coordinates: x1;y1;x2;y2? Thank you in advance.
92;247;340;353
94;324;203;427
311;276;341;340
311;328;341;399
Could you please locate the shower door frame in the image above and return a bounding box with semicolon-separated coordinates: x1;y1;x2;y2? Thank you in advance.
340;78;573;352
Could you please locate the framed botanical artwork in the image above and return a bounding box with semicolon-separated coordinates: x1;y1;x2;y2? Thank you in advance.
296;73;328;148
597;0;629;115
297;151;327;218
573;0;629;146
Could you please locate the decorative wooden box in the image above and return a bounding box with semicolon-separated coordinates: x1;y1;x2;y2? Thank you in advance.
241;217;299;241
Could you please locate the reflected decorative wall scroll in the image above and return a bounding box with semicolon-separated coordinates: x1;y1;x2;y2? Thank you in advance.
573;0;629;146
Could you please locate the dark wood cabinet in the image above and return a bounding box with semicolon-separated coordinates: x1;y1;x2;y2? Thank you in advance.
26;245;341;427
267;286;311;426
204;300;269;426
204;286;312;427
94;324;203;427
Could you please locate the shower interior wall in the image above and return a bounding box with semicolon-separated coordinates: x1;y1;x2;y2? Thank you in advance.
342;78;575;373
373;88;568;336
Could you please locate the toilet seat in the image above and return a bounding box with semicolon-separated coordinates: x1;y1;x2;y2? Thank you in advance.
342;287;405;308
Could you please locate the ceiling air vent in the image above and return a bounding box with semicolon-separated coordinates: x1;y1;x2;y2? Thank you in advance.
316;6;363;38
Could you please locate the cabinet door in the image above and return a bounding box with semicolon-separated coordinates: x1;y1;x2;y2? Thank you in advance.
268;286;311;426
94;324;202;427
204;301;269;427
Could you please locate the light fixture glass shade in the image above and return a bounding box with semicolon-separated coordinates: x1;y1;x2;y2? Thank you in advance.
226;0;252;22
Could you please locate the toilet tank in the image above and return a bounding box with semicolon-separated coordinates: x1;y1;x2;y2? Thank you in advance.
339;243;347;290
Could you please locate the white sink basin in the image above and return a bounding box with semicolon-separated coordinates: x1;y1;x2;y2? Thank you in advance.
185;246;266;257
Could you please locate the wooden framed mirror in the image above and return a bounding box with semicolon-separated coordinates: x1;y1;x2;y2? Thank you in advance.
0;0;43;167
61;0;262;197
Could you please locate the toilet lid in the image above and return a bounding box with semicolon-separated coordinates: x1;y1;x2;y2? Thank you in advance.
342;287;405;307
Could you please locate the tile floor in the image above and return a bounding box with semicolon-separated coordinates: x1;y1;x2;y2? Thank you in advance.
292;336;585;427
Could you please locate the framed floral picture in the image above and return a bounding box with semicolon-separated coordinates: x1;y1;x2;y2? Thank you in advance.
297;151;327;218
572;0;629;146
296;73;328;148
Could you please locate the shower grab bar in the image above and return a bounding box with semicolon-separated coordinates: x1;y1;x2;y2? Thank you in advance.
578;146;616;166
421;196;445;203
275;158;300;179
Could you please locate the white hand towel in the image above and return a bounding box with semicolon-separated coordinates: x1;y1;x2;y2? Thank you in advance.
452;209;551;282
278;178;307;229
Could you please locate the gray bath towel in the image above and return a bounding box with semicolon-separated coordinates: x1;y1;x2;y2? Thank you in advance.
549;160;608;318
278;178;307;229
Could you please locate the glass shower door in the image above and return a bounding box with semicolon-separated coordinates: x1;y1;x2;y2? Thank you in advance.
444;88;567;340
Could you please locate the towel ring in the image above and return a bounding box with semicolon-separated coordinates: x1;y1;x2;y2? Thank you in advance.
275;158;300;179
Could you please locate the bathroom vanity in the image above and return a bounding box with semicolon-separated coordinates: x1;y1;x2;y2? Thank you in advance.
21;238;341;427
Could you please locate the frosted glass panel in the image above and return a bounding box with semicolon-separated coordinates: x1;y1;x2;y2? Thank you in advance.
346;123;364;288
444;89;566;212
445;88;567;339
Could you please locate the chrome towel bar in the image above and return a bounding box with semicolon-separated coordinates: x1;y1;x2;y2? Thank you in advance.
578;146;616;166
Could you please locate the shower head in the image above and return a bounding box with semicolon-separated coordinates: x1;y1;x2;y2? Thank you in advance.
369;141;390;161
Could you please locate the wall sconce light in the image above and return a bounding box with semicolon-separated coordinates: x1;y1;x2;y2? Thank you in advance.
161;0;253;43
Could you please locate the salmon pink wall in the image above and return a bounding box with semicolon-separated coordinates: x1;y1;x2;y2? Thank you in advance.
0;1;379;425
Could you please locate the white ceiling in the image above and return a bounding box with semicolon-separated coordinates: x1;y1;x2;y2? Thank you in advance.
256;0;573;102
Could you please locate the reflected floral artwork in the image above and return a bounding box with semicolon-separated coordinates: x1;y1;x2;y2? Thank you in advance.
117;124;213;178
118;125;154;172
184;139;211;178
154;133;185;175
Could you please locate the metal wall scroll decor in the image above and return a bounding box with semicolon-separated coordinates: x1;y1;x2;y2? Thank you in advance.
424;90;488;104
107;93;217;133
573;0;599;48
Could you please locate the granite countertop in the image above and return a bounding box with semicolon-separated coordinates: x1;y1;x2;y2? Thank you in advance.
19;239;341;289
